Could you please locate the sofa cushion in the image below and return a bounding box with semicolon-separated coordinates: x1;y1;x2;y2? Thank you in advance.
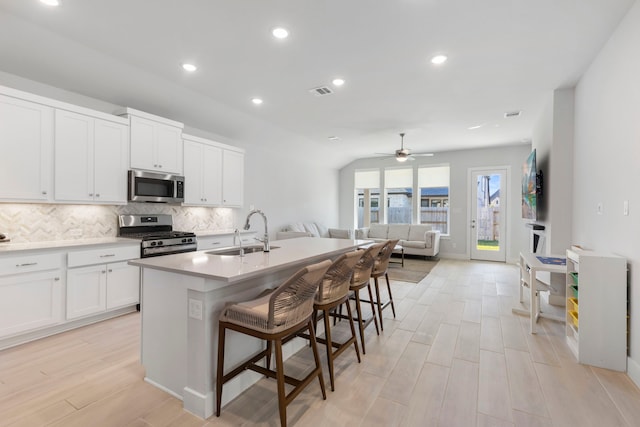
408;224;432;242
328;228;351;239
368;224;389;239
388;224;411;240
287;222;307;233
402;240;427;249
303;223;321;237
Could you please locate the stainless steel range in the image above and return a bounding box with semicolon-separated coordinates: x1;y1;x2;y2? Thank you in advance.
118;214;197;258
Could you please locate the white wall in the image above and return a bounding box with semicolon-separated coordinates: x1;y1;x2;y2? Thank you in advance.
572;1;640;383
532;88;575;256
339;144;532;261
240;141;339;236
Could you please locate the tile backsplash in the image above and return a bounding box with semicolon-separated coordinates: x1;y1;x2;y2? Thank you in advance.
0;204;235;243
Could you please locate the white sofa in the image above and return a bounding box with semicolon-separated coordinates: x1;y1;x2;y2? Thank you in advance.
276;222;352;240
355;224;440;257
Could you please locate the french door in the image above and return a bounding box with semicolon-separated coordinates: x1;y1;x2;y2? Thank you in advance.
470;168;507;262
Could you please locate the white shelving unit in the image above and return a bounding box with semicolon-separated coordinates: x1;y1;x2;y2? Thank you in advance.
565;247;627;371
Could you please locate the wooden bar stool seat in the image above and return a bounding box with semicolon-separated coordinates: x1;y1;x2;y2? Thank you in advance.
215;259;332;427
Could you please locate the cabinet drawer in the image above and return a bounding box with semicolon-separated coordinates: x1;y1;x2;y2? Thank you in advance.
197;236;234;250
0;252;63;276
68;245;140;267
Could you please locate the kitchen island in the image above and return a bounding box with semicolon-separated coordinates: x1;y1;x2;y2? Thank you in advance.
129;236;369;419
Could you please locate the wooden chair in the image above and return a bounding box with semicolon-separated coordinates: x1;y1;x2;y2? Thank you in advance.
309;250;363;391
369;239;399;331
215;259;332;427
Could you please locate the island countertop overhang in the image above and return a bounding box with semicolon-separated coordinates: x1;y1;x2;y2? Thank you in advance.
129;237;372;283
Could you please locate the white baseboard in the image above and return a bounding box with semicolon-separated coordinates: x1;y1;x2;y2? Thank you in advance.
627;356;640;388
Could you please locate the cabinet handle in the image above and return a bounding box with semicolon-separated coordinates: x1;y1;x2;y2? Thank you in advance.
54;277;60;281
108;269;113;273
96;194;100;198
154;164;158;167
89;193;94;197
42;191;47;195
102;270;106;274
16;262;37;267
100;254;116;258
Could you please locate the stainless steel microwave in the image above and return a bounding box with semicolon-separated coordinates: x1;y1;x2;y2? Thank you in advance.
128;170;184;203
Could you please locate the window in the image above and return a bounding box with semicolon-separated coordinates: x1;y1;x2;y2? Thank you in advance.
355;169;380;228
384;168;413;224
418;166;450;234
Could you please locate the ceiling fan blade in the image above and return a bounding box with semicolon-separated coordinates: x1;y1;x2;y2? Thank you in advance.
411;152;435;157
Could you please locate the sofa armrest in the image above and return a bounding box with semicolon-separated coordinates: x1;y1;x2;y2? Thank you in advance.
425;230;441;252
355;228;369;239
276;231;313;240
328;228;352;239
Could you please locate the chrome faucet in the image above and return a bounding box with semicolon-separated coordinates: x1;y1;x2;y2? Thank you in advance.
233;228;244;257
244;209;270;252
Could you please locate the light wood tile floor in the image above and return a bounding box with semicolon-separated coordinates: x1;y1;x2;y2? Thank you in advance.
2;259;640;426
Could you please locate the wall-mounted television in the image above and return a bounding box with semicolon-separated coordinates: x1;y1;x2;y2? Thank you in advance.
521;149;542;220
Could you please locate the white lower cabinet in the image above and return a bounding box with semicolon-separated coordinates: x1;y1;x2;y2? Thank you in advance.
0;252;63;338
106;261;140;309
66;244;140;320
196;233;256;251
67;261;139;319
67;264;107;319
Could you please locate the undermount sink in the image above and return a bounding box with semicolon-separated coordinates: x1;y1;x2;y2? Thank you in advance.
207;245;280;256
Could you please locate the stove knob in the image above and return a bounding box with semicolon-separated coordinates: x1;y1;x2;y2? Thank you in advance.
157;241;163;246
150;242;157;246
187;238;193;243
182;238;187;243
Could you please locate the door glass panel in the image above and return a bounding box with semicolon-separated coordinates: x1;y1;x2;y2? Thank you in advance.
475;174;501;251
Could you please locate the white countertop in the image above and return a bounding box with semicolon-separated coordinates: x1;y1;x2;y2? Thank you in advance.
0;237;139;254
129;237;371;283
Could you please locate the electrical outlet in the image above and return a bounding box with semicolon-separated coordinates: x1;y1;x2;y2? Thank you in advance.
188;298;203;320
597;203;603;215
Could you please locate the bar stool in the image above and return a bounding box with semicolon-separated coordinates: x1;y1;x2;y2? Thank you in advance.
215;259;332;427
310;250;364;391
340;242;385;354
370;239;399;330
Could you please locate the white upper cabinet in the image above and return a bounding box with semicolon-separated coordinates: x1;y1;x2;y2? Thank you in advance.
182;134;244;207
184;139;223;206
117;108;184;175
0;93;53;201
54;109;129;204
222;149;244;207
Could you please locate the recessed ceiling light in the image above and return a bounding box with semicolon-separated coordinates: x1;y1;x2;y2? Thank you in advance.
328;136;340;141
431;55;448;65
468;124;484;130
182;63;197;72
40;0;60;6
272;27;289;39
332;78;345;87
251;98;263;105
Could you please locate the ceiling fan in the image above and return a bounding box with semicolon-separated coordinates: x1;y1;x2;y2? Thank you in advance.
377;133;434;162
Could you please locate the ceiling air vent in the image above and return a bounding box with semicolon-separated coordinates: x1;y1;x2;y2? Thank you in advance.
309;86;334;96
504;110;522;118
